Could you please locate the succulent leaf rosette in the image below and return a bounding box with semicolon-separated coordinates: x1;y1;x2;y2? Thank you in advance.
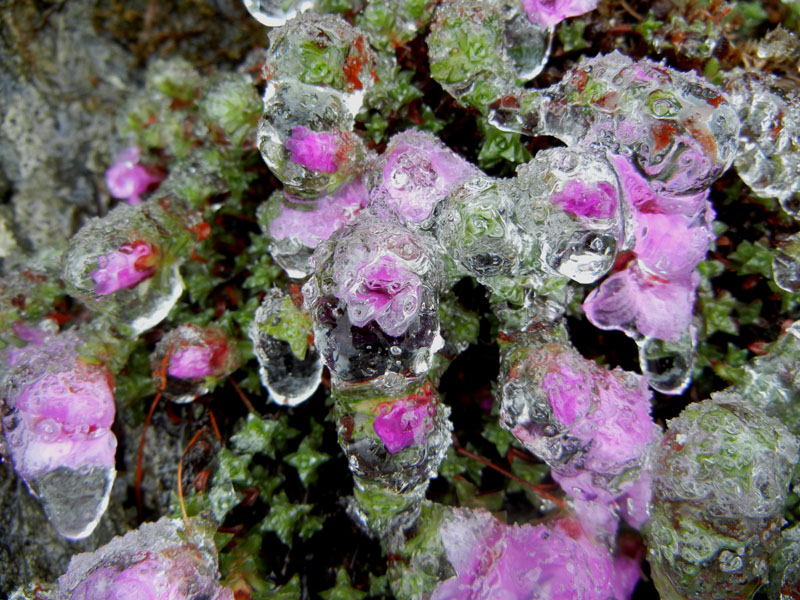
303;214;443;388
645;394;799;600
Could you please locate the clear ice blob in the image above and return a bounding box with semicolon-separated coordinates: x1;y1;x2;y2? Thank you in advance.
498;328;658;529
248;287;323;406
150;324;240;404
489;51;741;196
242;0;314;27
645;394;799;600
766;523;800;600
62;203;185;336
303;214;443;389
637;328;696;395
259;178;368;278
772;233;800;293
263;13;377;118
335;381;452;494
427;0;551;112
515;148;623;284
436;174;527;280
258;81;369;198
0;332;116;540
56;517;233;600
366;130;479;230
724;71;800;218
355;0;437;51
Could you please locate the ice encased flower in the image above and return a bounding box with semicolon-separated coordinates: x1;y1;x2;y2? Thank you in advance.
366;130;479;228
91;240;158;296
645;394;799;600
0;332;116;540
57;517;233;600
521;0;598;28
151;324;240;404
304;214;443;388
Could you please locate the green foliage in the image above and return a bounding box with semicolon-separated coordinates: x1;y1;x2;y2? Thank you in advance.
477;120;531;172
284;421;331;486
259;490;325;546
557;19;589;52
231;413;300;458
320;568;368;600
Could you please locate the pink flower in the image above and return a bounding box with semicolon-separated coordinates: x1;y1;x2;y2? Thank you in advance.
521;0;598;28
583;261;699;342
5;357;116;482
155;325;238;390
105;147;164;205
338;254;422;337
90;240;158;296
285;126;339;173
373;386;436;453
550;179;618;220
269;178;368;248
634;211;710;280
432;508;639;600
71;559;182;600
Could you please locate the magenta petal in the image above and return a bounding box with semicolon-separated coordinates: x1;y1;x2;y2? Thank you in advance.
373;399;433;453
168;345;216;379
90;240;158;296
285;126;339;173
582;268;639;334
521;0;598;27
634;212;710;280
551;179;618;220
105;147;163;205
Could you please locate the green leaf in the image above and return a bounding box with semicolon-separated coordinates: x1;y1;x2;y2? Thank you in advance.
320;567;367;600
557;19;589;52
481;419;514;457
258;491;319;546
231;413;300;459
701;290;738;336
284;440;331;487
728;240;773;278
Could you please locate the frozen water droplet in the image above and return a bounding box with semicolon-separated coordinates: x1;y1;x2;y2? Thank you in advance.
718;550;743;573
772;235;800;293
242;0;314;27
29;466;115;541
249;289;322;407
637;329;695;395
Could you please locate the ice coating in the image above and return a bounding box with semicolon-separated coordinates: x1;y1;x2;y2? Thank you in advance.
105;147;163;205
303;214;443;387
645;394;799;600
248;288;323;407
285;126;339;173
336;381;452;494
766;523;800;600
241;0;313;27
366;130;479;227
521;0;598;28
57;517;233;600
515;148;623;284
498;331;658;532
1;332;116;540
62;203;186;336
583;261;700;343
427;0;551;111
633;211;711;280
355;0;437;51
90;240;158;296
724;71;800;218
489;52;741;197
432;507;639;600
151;324;239;403
262;178;368;279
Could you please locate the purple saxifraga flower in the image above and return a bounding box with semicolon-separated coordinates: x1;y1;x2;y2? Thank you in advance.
633;211;710;280
369;130;479;225
373;383;436;454
269;178;368;248
58;517;233;600
550;179;618;220
7;360;116;483
285;126;340;173
583;260;700;342
337;254;422;337
105;147;164;205
90;240;159;296
520;0;598;28
432;508;640;600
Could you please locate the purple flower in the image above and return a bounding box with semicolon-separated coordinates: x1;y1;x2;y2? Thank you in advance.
155;325;239;392
105;147;164;205
550;179;618;220
269;178;368;248
583;260;699;342
285;126;339;173
633;211;710;280
521;0;598;28
71;559;182;600
432;508;639;600
371;130;478;224
90;240;158;296
373;384;436;453
5;357;116;482
337;254;422;337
